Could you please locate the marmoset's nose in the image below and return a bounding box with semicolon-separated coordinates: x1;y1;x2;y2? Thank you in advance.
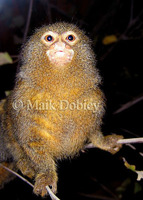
54;42;65;51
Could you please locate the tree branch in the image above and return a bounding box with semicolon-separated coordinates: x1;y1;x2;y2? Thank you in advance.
91;177;120;200
46;186;60;200
129;0;134;26
100;4;143;61
84;137;143;151
117;138;143;144
0;163;34;188
113;94;143;114
23;0;33;43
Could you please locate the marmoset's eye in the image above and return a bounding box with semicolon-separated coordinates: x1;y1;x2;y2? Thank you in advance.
66;35;76;42
44;35;53;42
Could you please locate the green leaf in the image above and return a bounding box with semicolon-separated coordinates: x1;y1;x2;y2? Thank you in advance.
124;160;136;172
134;182;142;194
5;91;11;97
116;178;131;193
123;158;143;181
0;52;13;66
123;158;136;172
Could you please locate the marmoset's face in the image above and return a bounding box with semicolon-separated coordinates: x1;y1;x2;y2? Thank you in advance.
41;31;79;66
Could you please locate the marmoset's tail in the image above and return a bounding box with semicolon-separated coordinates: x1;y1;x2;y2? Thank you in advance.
0;99;10;163
0;99;16;188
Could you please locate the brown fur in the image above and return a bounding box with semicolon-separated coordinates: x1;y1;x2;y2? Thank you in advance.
0;22;122;196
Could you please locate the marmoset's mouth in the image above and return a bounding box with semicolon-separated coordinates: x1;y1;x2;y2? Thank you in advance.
56;50;64;53
55;51;65;57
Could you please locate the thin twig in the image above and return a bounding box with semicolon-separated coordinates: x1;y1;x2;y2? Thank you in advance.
113;95;143;114
0;163;34;188
23;0;33;43
92;0;120;36
100;5;143;61
117;137;143;144
129;0;134;26
84;137;143;150
91;178;120;200
120;128;139;137
126;144;143;157
46;186;60;200
126;144;136;150
0;163;60;200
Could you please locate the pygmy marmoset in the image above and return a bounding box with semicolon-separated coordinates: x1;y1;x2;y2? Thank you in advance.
0;22;122;197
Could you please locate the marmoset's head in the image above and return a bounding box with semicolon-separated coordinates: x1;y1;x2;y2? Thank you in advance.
22;22;94;69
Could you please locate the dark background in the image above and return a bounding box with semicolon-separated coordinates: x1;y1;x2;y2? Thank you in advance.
0;0;143;199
